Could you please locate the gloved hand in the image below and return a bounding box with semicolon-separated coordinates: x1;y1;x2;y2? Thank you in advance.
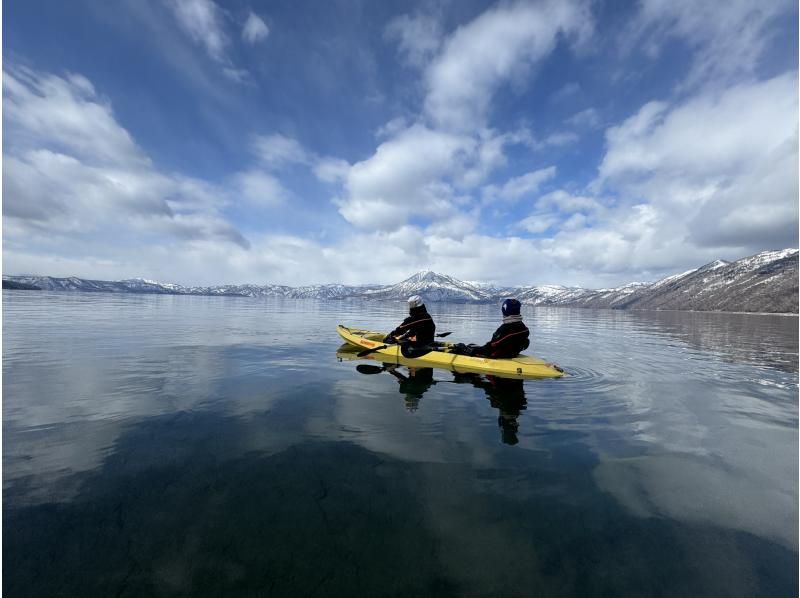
452;343;474;356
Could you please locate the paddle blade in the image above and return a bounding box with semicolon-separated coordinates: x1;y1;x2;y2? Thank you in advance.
436;331;453;338
356;364;384;375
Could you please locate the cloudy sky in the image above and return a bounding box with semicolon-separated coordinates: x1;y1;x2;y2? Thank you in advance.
3;0;798;287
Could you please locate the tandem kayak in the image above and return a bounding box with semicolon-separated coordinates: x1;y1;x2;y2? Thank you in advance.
337;325;564;379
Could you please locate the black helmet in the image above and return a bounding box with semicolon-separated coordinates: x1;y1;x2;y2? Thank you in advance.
502;298;521;317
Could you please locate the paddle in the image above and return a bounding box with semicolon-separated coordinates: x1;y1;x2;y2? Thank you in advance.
355;329;411;356
355;365;480;386
356;345;390;357
356;363;409;381
355;331;454;357
356;364;385;374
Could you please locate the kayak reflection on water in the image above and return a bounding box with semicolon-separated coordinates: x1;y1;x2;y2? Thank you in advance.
354;363;526;445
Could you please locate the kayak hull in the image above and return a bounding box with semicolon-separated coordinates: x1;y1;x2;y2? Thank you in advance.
337;324;564;379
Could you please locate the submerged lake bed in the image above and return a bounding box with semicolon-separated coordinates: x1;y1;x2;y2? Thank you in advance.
3;291;798;597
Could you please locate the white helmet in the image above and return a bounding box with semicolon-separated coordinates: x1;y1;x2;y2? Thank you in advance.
407;295;424;308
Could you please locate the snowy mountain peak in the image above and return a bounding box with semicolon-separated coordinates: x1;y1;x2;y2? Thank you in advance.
697;259;730;273
403;270;445;284
736;248;799;269
123;278;161;285
367;270;490;302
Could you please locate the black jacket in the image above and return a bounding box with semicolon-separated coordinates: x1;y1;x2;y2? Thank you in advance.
474;320;529;359
386;305;436;346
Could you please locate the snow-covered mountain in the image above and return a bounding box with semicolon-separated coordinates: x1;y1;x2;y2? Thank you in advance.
3;276;186;294
509;250;797;312
4;249;798;313
360;270;493;303
610;249;798;313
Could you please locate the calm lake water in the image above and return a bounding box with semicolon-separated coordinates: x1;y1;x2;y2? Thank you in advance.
4;291;798;597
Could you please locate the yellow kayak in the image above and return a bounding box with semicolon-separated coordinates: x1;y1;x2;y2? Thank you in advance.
337;325;564;379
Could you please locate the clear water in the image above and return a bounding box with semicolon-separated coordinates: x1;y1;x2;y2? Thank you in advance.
3;291;798;597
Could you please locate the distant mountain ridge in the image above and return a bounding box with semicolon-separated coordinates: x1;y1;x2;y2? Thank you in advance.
4;249;798;313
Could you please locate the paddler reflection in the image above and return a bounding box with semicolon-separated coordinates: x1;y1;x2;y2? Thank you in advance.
353;358;527;443
357;363;435;412
451;373;527;445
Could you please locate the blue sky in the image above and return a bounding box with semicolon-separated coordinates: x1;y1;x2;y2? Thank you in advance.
3;0;798;287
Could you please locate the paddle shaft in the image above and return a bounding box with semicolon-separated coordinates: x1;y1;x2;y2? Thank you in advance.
355;331;453;357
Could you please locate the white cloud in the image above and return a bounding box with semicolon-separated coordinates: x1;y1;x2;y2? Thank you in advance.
565;107;600;128
385;13;442;68
686;137;798;248
519;213;560;234
242;11;269;44
457;128;534;188
313;157;350;184
600;75;796;185
165;0;249;81
561;213;588;231
597;100;668;177
543;203;670;274
10;3;794;289
484;166;557;202
166;0;229;62
3;66;251;256
539;131;579;147
508;129;580;152
3;147;251;250
629;0;793;87
4;220;563;286
234;170;287;206
425;0;591;131
253;134;310;169
251;134;349;191
320;229;558;286
425;210;479;240
222;66;249;83
516;189;605;238
3;150;170;228
535;190;603;213
376;116;410;140
337;124;473;230
333;197;403;231
331;2;592;237
422;233;563;285
549;72;799;274
154;213;251;248
3;68;147;167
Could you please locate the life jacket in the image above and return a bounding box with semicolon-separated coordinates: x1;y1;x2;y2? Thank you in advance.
387;305;436;346
483;320;529;359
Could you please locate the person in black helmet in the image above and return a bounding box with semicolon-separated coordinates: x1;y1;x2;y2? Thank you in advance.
453;298;529;358
383;295;436;347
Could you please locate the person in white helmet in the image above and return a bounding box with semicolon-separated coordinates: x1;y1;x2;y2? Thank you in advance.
383;295;436;347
